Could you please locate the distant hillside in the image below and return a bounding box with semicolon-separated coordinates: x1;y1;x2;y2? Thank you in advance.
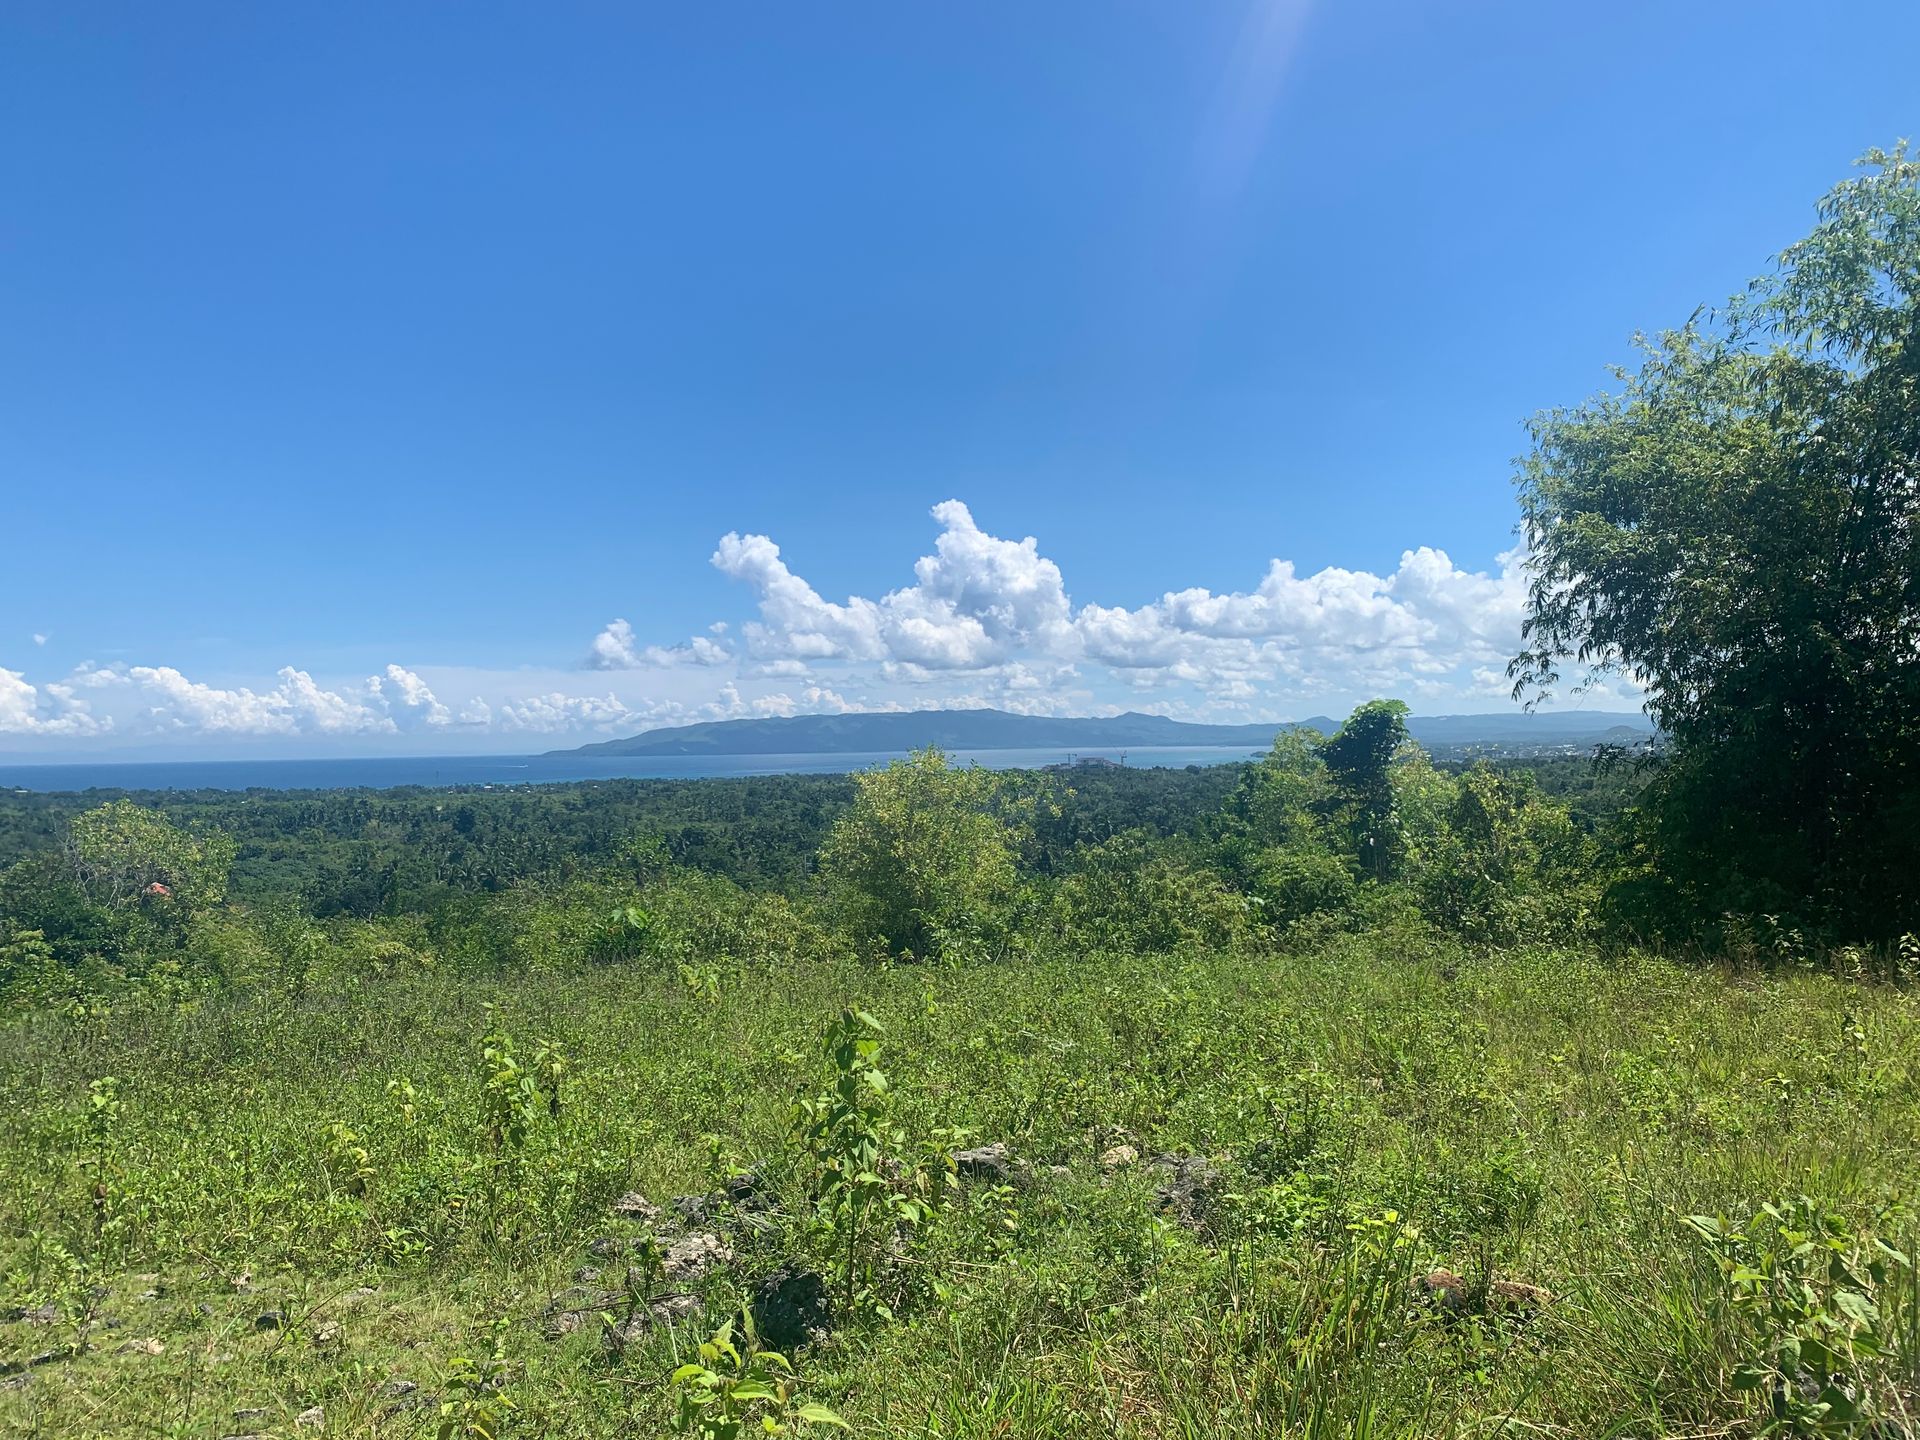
554;707;1651;758
1405;714;1652;745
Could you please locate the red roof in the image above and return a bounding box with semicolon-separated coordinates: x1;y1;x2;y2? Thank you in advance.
143;882;172;896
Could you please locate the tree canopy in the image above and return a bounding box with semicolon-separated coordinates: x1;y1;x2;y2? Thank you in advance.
1511;145;1920;942
817;748;1039;961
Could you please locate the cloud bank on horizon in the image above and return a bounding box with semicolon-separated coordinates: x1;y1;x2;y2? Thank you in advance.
3;501;1641;751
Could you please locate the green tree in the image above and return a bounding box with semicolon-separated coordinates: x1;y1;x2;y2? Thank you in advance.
816;748;1028;960
0;852;120;964
67;800;236;917
1235;726;1334;850
0;925;62;1010
1049;833;1251;954
1244;842;1359;930
1511;145;1920;942
1400;762;1593;945
1319;700;1412;883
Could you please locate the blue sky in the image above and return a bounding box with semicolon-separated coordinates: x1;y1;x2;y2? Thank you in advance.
3;1;1916;756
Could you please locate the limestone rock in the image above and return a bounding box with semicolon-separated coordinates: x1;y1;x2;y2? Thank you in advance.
1413;1269;1553;1315
662;1232;732;1284
610;1191;662;1224
1150;1153;1224;1229
751;1265;832;1351
951;1142;1013;1184
1415;1268;1471;1310
601;1293;704;1353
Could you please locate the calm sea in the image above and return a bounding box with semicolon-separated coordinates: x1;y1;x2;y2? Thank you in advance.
0;746;1260;795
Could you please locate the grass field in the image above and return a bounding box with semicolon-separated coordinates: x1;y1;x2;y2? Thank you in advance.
3;933;1916;1437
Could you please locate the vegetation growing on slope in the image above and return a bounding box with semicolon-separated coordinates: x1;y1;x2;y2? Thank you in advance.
2;147;1919;1438
1;936;1915;1437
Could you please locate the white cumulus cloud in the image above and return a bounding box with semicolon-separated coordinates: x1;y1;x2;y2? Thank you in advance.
711;531;888;662
695;500;1536;711
497;691;633;733
16;500;1616;754
126;665;394;736
43;662;508;740
370;664;458;729
0;668;111;736
714;500;1073;671
589;618;731;670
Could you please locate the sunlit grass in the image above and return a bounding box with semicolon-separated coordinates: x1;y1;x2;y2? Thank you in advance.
2;933;1915;1436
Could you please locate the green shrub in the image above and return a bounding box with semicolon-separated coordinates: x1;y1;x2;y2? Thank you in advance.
817;749;1035;961
1047;834;1253;955
1246;842;1359;928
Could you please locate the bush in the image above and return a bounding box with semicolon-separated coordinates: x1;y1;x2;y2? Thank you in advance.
817;749;1034;961
1047;835;1253;956
1247;843;1360;929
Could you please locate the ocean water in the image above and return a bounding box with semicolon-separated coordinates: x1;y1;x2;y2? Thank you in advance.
0;746;1261;795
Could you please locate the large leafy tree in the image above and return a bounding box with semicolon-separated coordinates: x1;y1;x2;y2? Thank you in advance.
68;799;235;917
1216;702;1410;918
1319;699;1412;883
1512;146;1920;941
817;748;1035;961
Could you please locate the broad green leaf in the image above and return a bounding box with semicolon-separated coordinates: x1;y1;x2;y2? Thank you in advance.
796;1403;851;1428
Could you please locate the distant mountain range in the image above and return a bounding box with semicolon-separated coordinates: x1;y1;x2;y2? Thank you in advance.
553;708;1652;758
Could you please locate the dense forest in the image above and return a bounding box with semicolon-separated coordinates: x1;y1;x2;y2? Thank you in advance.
0;729;1670;1011
2;150;1917;1438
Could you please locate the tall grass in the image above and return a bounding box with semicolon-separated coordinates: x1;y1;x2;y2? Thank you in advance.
1;933;1915;1436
